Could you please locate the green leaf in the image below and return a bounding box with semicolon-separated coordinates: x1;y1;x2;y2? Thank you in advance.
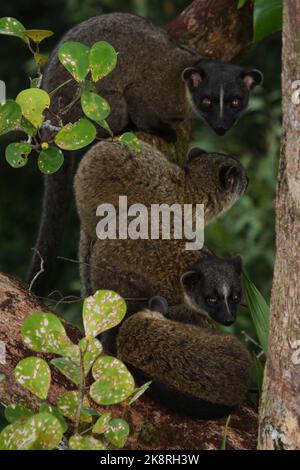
4;404;34;424
79;337;103;375
129;381;151;405
81;406;100;417
38;146;64;174
0;373;5;382
92;412;111;434
27;412;63;450
51;356;81;385
253;0;282;43
58;41;89;82
81;90;110;124
83;290;127;337
90;356;135;405
16;88;50;128
5;142;32;168
39;404;68;434
0;421;36;450
21;312;74;356
118;132;141;153
0;100;22;136
220;415;231;450
89;41;118;82
55;118;96;150
253;353;264;396
242;271;270;355
20;116;38;136
105;419;129;448
51;337;102;385
98;118;113;136
14;357;51;400
237;0;247;8
25;29;54;44
69;434;106;450
0;17;29;44
58;391;92;423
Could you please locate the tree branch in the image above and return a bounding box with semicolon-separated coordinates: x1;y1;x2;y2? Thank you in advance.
166;0;254;62
0;272;258;450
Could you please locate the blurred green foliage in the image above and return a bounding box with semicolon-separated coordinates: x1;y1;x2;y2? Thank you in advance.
0;2;280;344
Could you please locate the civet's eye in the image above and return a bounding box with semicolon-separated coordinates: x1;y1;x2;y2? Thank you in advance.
206;296;218;305
201;97;212;108
231;98;242;108
232;294;240;303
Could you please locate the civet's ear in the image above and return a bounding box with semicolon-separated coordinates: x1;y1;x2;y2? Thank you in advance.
180;270;201;291
182;67;205;88
242;69;264;90
230;255;243;275
187;147;208;161
148;296;169;315
219;165;240;192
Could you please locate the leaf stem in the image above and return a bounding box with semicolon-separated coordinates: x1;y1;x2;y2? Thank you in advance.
74;347;85;434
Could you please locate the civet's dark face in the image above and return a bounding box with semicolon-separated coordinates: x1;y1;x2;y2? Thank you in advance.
181;256;243;326
182;60;263;135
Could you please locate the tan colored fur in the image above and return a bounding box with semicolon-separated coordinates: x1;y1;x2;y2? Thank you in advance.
74;139;246;304
74;140;251;412
117;309;251;407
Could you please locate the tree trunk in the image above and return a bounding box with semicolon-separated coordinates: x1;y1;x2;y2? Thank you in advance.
0;272;258;450
258;0;300;450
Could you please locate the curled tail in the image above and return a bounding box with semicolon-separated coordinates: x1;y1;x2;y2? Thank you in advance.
117;310;251;418
27;156;75;296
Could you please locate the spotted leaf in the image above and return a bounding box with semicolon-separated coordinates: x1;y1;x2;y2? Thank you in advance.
51;356;81;385
79;336;103;375
0;421;36;450
0;17;29;44
38;146;64;174
58;391;92;423
16;88;50;128
0;100;22;136
39;404;68;433
81;90;110;124
89;41;117;82
27;412;63;450
69;434;106;450
90;356;135;405
5;142;31;168
14;357;51;400
58;41;89;82
118;132;141;153
21;312;74;356
104;418;129;448
83;290;126;337
92;412;111;434
129;381;152;405
54;118;96;150
4;404;34;424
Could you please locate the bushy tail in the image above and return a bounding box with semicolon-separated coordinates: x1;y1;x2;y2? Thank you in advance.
117;310;251;418
26;156;75;296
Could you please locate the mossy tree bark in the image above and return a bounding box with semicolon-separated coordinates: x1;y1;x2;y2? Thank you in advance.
258;0;300;450
0;273;258;449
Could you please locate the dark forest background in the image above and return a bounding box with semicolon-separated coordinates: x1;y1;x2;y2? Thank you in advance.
0;0;281;340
